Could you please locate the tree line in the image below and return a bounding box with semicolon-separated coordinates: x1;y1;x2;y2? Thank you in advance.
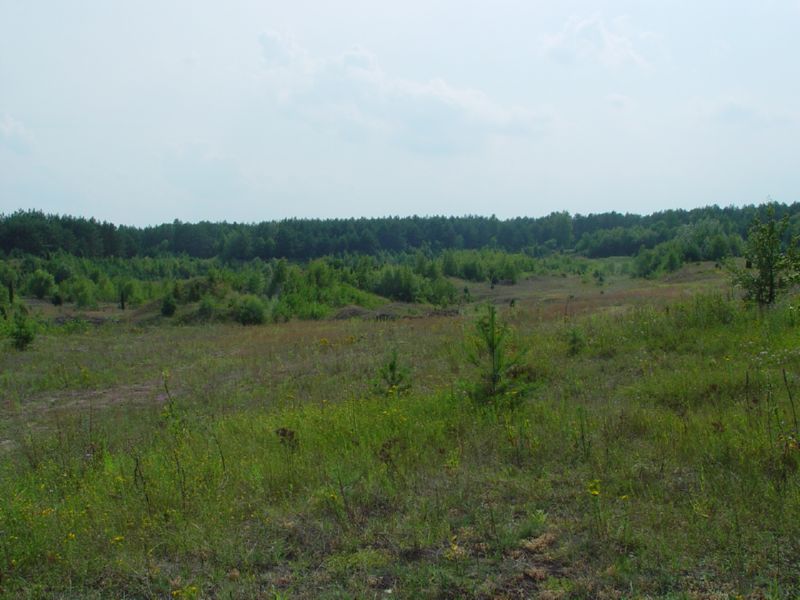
3;203;799;262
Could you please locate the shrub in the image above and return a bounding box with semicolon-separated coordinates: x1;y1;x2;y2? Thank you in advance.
427;276;458;307
271;301;292;323
197;294;218;321
28;269;55;299
233;295;266;325
161;295;177;317
117;279;141;310
10;312;35;350
174;277;216;303
291;299;329;320
69;277;98;309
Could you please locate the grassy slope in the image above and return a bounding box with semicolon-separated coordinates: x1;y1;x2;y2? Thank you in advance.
1;265;799;598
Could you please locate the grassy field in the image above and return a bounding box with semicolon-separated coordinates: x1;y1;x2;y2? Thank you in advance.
1;263;799;598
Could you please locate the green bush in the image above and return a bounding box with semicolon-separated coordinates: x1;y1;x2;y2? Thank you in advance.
10;312;35;350
116;278;142;310
197;294;218;321
290;299;329;320
161;295;177;317
233;294;266;325
67;277;98;309
28;269;55;299
271;300;292;323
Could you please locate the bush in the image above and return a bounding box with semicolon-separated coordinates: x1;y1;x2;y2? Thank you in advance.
233;295;266;325
197;294;218;321
28;269;55;299
117;279;141;310
161;295;177;317
271;301;292;323
289;298;329;320
69;277;98;309
10;312;35;350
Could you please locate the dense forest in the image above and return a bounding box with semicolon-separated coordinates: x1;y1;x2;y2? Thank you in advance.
2;203;798;262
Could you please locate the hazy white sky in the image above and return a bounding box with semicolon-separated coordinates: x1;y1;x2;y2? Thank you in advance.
1;1;799;226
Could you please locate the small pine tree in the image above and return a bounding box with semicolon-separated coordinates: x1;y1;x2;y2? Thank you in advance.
467;303;523;406
374;349;411;397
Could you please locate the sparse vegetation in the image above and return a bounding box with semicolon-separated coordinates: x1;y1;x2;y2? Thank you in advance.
2;276;799;597
1;205;799;597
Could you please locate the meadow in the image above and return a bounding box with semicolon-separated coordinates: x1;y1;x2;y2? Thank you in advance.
1;262;799;599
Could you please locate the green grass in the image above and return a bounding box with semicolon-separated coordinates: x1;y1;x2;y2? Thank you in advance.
1;273;799;598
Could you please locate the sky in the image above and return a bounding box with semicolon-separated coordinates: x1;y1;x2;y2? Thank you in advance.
1;1;799;226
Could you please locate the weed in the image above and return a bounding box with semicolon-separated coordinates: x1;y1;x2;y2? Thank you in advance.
275;427;299;450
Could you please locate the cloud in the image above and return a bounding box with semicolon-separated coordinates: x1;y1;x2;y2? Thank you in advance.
706;99;795;129
0;114;34;154
257;31;547;153
542;16;651;69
